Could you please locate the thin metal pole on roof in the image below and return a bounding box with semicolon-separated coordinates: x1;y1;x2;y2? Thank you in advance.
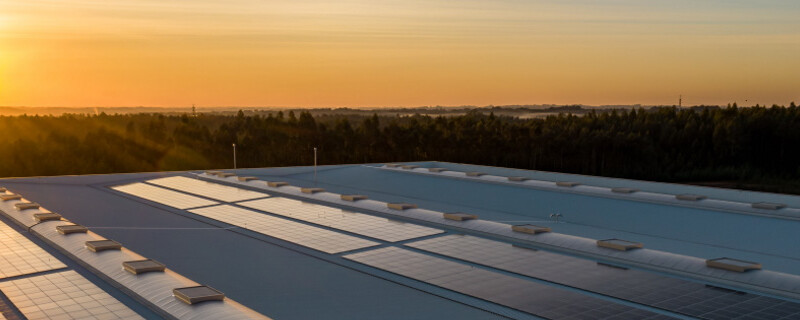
232;143;237;169
313;147;318;185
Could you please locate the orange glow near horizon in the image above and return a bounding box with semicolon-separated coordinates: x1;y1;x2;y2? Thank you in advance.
0;0;798;108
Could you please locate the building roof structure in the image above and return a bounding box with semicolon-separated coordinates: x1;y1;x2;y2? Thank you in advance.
1;161;799;319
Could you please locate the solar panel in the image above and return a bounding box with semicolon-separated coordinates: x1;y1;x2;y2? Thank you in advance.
238;198;443;242
406;235;800;319
189;205;379;254
147;176;269;202
112;183;217;209
0;220;66;279
345;247;672;319
0;270;144;320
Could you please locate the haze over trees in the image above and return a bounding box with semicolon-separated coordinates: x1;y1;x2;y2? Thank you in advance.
1;104;799;194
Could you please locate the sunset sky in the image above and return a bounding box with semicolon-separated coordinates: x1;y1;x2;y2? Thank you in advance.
0;0;798;107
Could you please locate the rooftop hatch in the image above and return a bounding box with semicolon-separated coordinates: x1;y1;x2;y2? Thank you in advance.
443;212;478;221
33;213;62;222
387;203;417;210
511;224;551;234
300;187;325;194
123;259;166;275
341;194;368;202
706;257;762;273
56;224;88;235
556;181;580;187
611;187;638;194
597;238;643;251
173;286;225;305
676;194;707;201
85;240;122;252
15;202;40;210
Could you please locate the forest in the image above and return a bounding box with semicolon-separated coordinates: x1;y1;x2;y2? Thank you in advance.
2;103;800;194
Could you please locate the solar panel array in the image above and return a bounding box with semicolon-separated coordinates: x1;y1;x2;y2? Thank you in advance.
239;197;443;242
112;183;217;209
407;235;800;320
345;247;675;320
189;205;379;254
0;270;143;320
0;221;66;279
148;176;269;202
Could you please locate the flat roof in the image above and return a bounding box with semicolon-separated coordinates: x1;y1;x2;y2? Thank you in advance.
1;161;800;319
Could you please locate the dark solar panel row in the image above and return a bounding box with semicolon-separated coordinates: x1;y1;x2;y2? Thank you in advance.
406;235;800;320
345;247;677;320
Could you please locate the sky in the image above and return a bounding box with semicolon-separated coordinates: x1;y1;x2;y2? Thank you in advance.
0;0;798;108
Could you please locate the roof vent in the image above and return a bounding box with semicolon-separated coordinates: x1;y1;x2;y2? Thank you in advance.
428;168;447;173
706;257;762;272
85;240;122;252
204;170;222;176
33;213;62;222
1;194;22;201
611;187;638;194
443;212;478;221
387;203;417;210
507;176;529;182
57;224;88;235
676;194;706;201
267;181;289;187
15;202;40;210
597;238;643;251
123;259;166;275
237;176;258;182
511;224;551;234
173;286;225;305
556;181;580;187
400;165;419;170
301;187;325;194
341;194;368;202
385;164;401;168
751;202;786;210
216;172;235;178
465;172;486;177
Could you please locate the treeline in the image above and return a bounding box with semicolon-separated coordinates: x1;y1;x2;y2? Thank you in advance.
2;104;800;193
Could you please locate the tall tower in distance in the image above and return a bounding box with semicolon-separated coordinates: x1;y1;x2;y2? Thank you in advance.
679;95;682;107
